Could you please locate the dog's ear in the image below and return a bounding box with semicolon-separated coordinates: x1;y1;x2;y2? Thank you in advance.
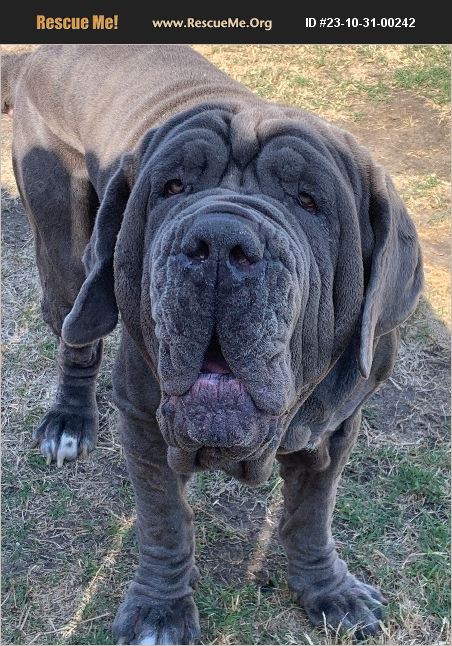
358;164;423;378
61;153;135;347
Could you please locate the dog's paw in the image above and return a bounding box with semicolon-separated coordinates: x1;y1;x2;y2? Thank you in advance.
112;594;200;645
295;574;387;638
32;406;98;467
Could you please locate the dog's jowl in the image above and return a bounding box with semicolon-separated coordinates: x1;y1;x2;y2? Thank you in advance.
2;45;423;644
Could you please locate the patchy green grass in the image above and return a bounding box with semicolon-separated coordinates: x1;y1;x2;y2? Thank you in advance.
194;45;450;119
394;66;450;105
1;44;450;645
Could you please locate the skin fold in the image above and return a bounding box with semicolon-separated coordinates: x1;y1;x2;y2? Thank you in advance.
3;45;423;644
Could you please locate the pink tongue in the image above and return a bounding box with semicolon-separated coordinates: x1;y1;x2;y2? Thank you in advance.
201;359;231;375
201;332;232;375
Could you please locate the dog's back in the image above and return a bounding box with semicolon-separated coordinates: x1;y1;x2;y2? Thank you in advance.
4;45;257;170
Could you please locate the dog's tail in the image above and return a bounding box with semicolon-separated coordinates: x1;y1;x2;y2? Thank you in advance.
1;52;32;116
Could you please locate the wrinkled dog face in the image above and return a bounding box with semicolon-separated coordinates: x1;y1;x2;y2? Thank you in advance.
112;104;371;481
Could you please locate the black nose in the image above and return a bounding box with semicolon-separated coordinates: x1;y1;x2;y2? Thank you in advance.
181;215;263;268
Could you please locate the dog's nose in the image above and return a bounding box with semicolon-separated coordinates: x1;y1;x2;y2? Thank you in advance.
181;215;263;268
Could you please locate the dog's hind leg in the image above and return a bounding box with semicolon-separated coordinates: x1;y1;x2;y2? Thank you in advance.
13;131;102;467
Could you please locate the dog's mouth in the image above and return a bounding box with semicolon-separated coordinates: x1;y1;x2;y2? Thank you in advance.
200;331;232;375
157;329;283;474
178;330;251;410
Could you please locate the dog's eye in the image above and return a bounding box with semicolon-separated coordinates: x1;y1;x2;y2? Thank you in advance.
298;192;317;214
163;179;185;197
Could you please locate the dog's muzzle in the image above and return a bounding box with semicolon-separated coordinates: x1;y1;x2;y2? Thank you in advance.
149;194;309;481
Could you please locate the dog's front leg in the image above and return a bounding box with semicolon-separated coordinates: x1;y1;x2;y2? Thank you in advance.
278;412;387;638
113;412;200;645
32;339;101;466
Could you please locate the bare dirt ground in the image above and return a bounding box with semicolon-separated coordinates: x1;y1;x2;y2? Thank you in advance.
1;45;450;645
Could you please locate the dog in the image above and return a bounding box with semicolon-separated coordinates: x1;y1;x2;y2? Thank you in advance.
2;45;423;644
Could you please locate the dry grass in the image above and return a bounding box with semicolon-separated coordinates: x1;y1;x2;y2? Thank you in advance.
1;45;450;645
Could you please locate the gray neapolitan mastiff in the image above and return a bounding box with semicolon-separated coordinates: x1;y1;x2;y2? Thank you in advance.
3;45;423;644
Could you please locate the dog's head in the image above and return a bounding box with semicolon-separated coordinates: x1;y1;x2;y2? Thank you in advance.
62;103;423;483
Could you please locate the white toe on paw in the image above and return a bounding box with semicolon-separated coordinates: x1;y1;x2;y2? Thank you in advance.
137;632;158;645
56;433;78;467
41;438;56;460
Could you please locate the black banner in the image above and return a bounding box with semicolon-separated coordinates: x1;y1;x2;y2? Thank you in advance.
0;2;450;44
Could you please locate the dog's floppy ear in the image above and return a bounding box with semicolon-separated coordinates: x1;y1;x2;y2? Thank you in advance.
61;153;135;347
358;164;423;378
